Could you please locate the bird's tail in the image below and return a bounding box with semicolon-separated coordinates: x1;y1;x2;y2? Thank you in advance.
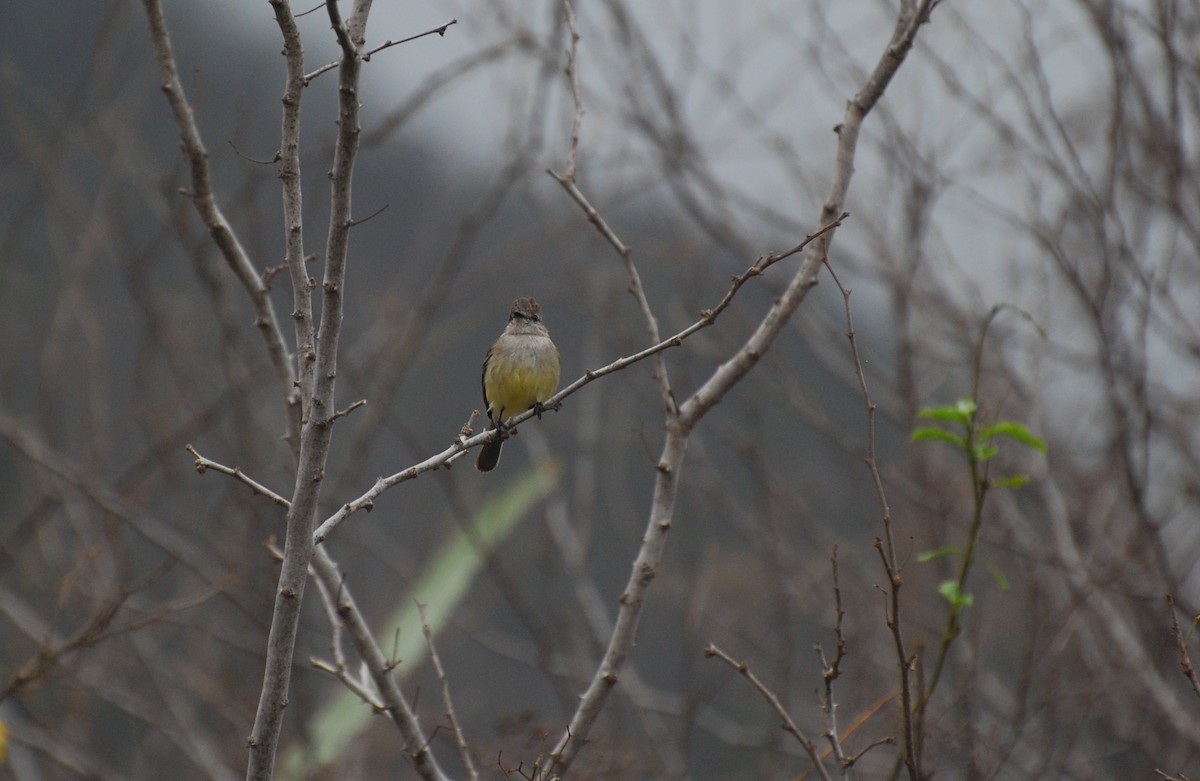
476;434;504;472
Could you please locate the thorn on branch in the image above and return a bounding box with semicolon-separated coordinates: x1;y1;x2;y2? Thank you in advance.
227;139;281;165
346;202;389;228
330;398;367;423
362;18;459;61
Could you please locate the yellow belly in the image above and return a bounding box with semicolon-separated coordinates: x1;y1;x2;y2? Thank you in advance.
483;340;559;423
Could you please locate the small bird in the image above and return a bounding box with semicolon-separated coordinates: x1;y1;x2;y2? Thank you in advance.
476;297;560;472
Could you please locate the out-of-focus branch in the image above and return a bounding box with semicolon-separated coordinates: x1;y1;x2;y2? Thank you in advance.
0;578;226;705
548;0;675;416
0;411;223;579
139;0;300;444
1166;595;1200;701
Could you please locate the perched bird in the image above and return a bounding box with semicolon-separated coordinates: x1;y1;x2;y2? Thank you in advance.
476;297;560;472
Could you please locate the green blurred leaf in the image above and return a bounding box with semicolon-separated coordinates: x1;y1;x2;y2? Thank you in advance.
918;546;962;562
985;560;1011;590
979;420;1047;453
991;474;1030;489
917;398;975;424
973;444;999;461
938;580;974;609
911;427;965;448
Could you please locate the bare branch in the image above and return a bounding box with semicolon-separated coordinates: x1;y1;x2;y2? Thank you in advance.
308;549;451;781
305;18;458;83
824;255;917;777
418;601;479;781
704;643;834;781
268;0;316;443
186;444;290;507
543;1;937;775
245;0;374;775
307;565;386;712
1167;595;1200;701
363;18;459;61
548;0;675;417
816;546;849;768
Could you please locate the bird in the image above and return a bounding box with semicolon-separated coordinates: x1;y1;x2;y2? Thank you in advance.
476;297;560;472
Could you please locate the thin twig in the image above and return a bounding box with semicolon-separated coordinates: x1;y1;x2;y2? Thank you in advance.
1154;771;1192;781
304;18;458;83
824;255;917;778
363;18;458;60
306;558;386;711
816;546;850;767
705;644;834;781
308;548;450;781
310;657;386;710
330;399;368;424
186;445;290;506
1167;595;1200;700
417;601;479;781
547;0;675;415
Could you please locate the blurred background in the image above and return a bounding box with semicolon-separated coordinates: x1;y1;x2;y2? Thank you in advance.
2;0;1199;778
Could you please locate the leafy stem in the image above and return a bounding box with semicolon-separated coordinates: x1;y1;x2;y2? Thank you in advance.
910;306;1047;714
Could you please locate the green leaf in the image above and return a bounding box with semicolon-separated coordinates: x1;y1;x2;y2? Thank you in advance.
991;474;1030;489
938;580;974;609
911;427;965;448
979;420;1047;453
918;398;975;424
973;444;999;461
918;546;962;562
985;560;1011;590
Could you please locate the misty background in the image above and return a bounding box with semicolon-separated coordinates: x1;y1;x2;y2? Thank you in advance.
1;1;1198;779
